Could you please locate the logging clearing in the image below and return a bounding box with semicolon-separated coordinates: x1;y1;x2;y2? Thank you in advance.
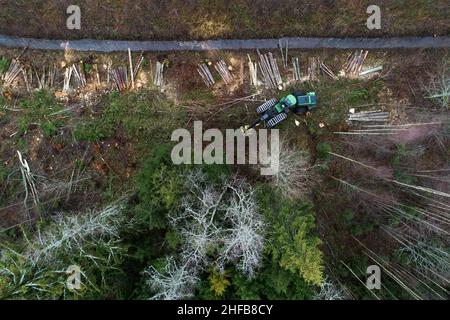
0;43;448;301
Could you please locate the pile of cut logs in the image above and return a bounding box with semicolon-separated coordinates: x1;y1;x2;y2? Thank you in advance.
154;62;164;87
1;50;151;92
348;110;390;122
108;51;146;92
2;59;22;86
342;50;368;77
257;50;282;89
63;63;90;91
319;59;338;80
292;57;301;81
307;57;319;81
197;63;215;87
247;55;258;87
214;60;234;85
279;39;289;69
109;66;129;92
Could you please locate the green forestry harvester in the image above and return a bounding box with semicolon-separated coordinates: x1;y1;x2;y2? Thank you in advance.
242;91;317;131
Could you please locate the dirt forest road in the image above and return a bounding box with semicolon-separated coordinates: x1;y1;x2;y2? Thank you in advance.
0;35;449;52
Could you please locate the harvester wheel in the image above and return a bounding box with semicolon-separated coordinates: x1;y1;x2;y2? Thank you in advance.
256;98;277;114
293;106;308;114
266;112;288;128
292;90;306;97
292;91;307;114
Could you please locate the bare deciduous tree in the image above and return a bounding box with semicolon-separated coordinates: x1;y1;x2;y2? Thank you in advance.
314;277;347;300
169;170;226;271
218;180;265;278
145;256;198;300
0;202;128;299
148;170;266;299
26;202;126;263
270;139;318;199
